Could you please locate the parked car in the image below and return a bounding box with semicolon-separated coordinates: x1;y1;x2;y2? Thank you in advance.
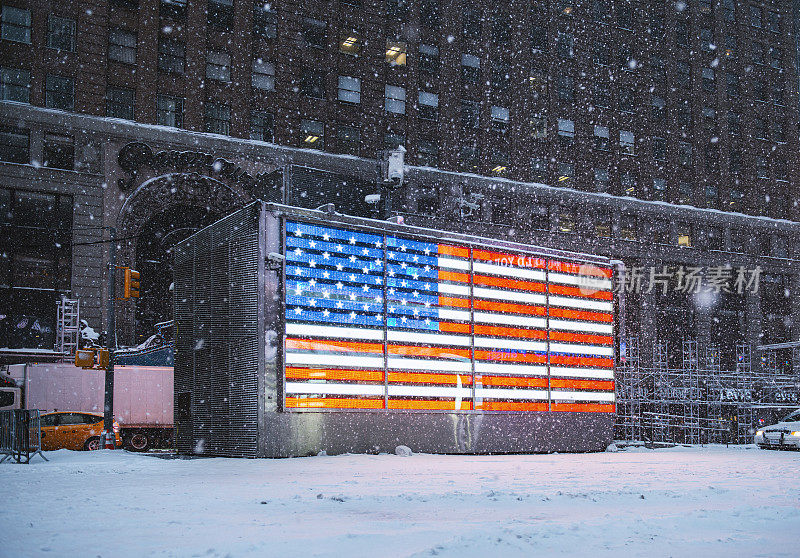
754;409;800;450
39;412;121;451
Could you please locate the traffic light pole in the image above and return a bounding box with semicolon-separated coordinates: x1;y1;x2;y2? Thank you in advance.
102;227;116;449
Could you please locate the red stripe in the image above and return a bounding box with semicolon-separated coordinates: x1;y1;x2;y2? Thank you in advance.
388;372;474;385
438;244;470;258
388;399;473;410
474;350;547;363
476;401;548;411
549;307;613;323
438;295;471;308
474;299;547;316
438;270;470;283
550;403;615;413
286;397;385;409
388;344;471;359
548;260;613;278
473;274;546;292
548;283;613;300
550;378;615;390
549;331;613;345
474;324;547;340
479;376;548;388
549;355;614;368
439;322;471;334
473;250;546;269
286;338;383;354
286;368;384;382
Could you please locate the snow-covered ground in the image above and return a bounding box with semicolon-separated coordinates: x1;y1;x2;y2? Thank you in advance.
1;445;798;557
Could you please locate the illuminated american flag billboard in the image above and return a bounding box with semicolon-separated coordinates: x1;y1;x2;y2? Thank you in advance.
283;220;616;413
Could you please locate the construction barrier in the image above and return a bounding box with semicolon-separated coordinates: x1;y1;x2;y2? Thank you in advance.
0;410;47;464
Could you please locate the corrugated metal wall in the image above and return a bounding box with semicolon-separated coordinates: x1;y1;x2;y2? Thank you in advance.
174;203;261;457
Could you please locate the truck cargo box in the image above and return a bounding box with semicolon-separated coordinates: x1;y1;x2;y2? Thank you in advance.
174;202;621;457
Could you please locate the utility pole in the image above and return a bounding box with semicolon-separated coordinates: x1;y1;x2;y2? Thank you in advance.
102;227;116;449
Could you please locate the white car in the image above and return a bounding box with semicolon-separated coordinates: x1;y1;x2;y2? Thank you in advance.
754;409;800;450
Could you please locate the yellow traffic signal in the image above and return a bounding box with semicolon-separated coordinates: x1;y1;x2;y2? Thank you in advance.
75;349;96;369
123;267;140;298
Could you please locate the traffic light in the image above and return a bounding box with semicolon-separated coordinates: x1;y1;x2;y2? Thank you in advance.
123;267;140;298
75;349;96;369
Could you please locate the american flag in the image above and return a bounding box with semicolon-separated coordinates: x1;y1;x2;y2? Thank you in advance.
283;220;615;412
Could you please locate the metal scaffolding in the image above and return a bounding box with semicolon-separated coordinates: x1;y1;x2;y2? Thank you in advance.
615;338;800;445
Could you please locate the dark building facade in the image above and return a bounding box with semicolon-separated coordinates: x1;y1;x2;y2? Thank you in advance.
0;0;799;383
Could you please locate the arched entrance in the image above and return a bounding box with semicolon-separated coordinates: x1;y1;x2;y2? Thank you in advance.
116;172;251;344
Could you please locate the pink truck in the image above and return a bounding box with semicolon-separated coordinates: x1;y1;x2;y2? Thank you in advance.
0;363;173;451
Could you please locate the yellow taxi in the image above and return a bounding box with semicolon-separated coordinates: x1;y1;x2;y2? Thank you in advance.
39;412;121;451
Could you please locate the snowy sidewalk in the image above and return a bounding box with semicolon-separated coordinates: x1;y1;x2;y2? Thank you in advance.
1;445;798;557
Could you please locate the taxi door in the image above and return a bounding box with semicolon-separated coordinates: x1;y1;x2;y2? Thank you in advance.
58;413;87;450
39;413;61;451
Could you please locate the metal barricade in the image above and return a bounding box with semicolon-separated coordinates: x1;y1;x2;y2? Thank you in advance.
0;410;47;464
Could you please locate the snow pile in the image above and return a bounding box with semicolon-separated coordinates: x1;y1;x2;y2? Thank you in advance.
1;446;798;557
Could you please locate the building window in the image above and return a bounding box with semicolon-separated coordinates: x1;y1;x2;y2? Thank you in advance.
531;115;547;139
750;5;761;28
677;224;692;247
675;61;690;88
490;151;509;176
652;178;667;201
417;139;438;167
301;69;326;99
1;6;30;44
594;82;610;108
594;211;612;237
677;103;691;127
252;59;275;91
385;85;406;114
754;156;768;178
339;31;360;56
557;163;574;185
253;4;277;39
772;81;784;105
158;38;185;74
676;182;692;205
557;32;574;59
594;168;609;192
769;46;782;69
303;18;326;48
386;40;407;65
204;101;230;135
250;112;274;142
336;125;359;155
47;16;75;51
618;88;635;113
594;125;609;150
557;118;574;144
679;141;692;166
702;68;715;93
0;67;29;103
729;148;742;173
557;75;574;102
161;0;187;21
491;59;510;90
722;0;735;21
42;134;74;170
531;158;547;181
106;87;135;120
593;40;609;66
300;120;324;149
206;51;231;82
387;0;410;19
492;12;509;44
675;21;688;47
156;94;183;128
461;100;480;129
419;44;439;74
461;54;480;83
617;0;632;28
768;11;780;33
338;76;361;104
620;130;635;155
45;75;74;111
704;147;719;173
0;126;29;163
651;95;665;121
460;144;480;172
208;0;234;30
726;72;739;97
700;28;713;52
619;214;637;240
384;132;404;150
109;28;137;64
728;111;740;136
420;0;439;28
621;172;636;196
419;91;438;120
773;121;785;143
557;209;576;233
652;137;666;161
753;117;767;140
462;8;482;41
724;34;737;58
490;106;509;133
530;22;546;51
529;72;547;99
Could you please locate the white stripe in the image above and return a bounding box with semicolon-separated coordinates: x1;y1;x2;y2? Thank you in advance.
438;282;470;296
474;361;548;376
285;323;383;341
437;256;470;270
388;357;472;372
548;295;613;312
473;261;546;281
548;318;613;334
438;308;471;321
474;337;547;352
474;286;547;305
475;312;547;328
550;390;616;402
548;272;613;290
286;382;384;396
388;385;472;398
474;388;549;401
285;353;385;368
387;330;471;346
550;342;615;357
549;366;615;380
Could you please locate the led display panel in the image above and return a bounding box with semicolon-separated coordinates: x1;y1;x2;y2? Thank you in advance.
283;220;615;412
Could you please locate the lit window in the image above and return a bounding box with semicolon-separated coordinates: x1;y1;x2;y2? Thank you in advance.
461;53;480;82
386;40;407;65
677;225;692;247
300;119;324;149
557;163;574;185
557;118;574;142
252;59;275;91
619;214;637;240
419;91;438;120
385;85;406;114
621;172;636;196
339;31;360;56
557;209;575;232
338;76;361;104
490;152;508;176
491;106;509;133
620;130;635;155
